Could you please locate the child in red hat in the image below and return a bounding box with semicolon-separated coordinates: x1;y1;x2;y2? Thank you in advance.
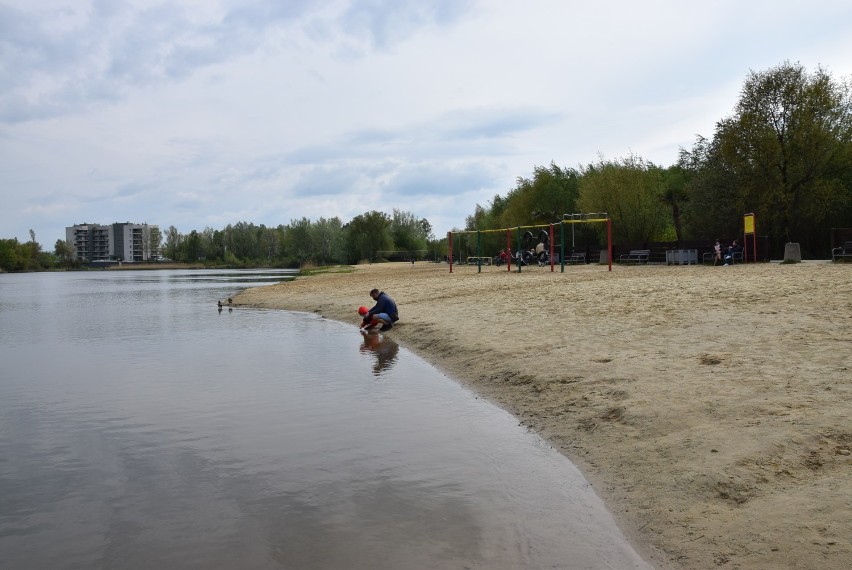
358;305;391;331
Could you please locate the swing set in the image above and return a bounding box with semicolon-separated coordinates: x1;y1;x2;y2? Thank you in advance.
447;213;612;273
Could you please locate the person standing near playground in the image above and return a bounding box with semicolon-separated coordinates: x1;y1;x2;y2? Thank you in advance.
713;239;722;265
367;288;399;331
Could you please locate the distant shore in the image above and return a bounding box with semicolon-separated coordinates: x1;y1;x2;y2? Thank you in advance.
233;261;851;569
104;262;206;270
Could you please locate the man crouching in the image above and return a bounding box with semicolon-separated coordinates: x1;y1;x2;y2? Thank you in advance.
366;288;399;331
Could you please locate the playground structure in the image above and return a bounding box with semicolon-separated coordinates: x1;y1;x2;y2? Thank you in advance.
448;213;612;273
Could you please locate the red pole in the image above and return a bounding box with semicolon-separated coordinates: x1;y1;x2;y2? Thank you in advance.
753;214;757;262
607;218;613;272
549;223;555;271
448;232;453;273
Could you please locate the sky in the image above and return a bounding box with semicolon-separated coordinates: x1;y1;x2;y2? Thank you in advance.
2;0;852;248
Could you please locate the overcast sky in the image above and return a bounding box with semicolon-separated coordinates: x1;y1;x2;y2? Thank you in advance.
2;0;851;247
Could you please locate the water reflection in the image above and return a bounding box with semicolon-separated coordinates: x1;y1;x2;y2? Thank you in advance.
0;269;651;569
359;331;400;376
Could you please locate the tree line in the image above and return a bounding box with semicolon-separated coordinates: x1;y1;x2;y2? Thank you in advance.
0;230;59;272
461;61;852;258
1;209;434;271
157;209;434;267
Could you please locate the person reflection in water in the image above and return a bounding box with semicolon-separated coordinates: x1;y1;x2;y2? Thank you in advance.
359;330;400;376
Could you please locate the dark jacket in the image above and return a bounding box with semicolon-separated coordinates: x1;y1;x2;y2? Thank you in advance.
369;292;399;322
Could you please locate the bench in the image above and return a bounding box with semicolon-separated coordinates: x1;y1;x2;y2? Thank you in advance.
832;241;852;262
723;250;743;265
567;252;586;264
619;249;650;263
666;249;698;265
467;256;492;266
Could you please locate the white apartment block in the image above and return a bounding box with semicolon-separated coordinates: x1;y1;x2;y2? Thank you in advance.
66;222;160;262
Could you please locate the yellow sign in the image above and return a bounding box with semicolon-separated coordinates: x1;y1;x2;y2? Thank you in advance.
743;214;755;234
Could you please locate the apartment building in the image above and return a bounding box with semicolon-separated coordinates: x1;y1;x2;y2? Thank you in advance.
66;222;160;262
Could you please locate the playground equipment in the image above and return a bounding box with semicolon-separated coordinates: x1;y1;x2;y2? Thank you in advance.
516;229;552;266
447;213;612;273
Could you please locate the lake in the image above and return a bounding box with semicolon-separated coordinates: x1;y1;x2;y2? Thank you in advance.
0;269;650;569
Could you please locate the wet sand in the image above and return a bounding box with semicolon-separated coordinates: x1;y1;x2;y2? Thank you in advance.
233;261;851;569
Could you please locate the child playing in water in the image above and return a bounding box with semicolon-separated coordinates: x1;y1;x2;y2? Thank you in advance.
358;306;392;331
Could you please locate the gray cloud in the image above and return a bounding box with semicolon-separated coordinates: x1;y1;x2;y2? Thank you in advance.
339;0;471;49
2;0;852;246
382;161;502;198
0;0;473;124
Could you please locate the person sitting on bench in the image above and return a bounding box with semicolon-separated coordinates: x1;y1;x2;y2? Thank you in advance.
724;240;743;265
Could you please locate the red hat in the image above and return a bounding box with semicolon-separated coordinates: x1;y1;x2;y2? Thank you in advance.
358;306;369;316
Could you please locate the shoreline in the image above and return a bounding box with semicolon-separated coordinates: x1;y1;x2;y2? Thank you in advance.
233;261;851;569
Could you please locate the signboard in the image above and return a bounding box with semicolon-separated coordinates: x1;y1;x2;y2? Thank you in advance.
744;214;755;235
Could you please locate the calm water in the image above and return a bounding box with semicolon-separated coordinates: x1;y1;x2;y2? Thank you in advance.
0;269;650;569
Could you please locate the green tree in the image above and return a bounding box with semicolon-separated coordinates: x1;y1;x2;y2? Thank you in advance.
577;154;670;244
311;217;346;264
495;162;581;229
256;225;279;262
661;165;690;244
346;211;393;262
699;61;852;255
0;238;23;271
54;239;75;268
228;222;262;260
163;225;182;261
283;218;315;265
148;226;162;259
464;204;488;231
183;230;201;262
390;209;429;257
679;135;743;241
26;229;44;269
200;227;224;262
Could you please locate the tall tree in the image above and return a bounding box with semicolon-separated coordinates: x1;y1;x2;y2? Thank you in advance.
311;217;346;264
228;222;262;260
0;238;23;271
163;225;182;261
679;135;743;241
27;229;42;265
661;165;690;244
54;239;74;267
200;227;224;262
708;61;852;254
577;154;670;244
283;218;315;265
183;230;201;262
496;162;581;228
346;211;393;262
148;226;162;259
390;209;429;256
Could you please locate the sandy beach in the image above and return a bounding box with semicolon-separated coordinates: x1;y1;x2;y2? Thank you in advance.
233;260;851;569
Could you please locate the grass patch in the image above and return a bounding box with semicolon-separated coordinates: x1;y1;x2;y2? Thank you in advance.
298;264;355;276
